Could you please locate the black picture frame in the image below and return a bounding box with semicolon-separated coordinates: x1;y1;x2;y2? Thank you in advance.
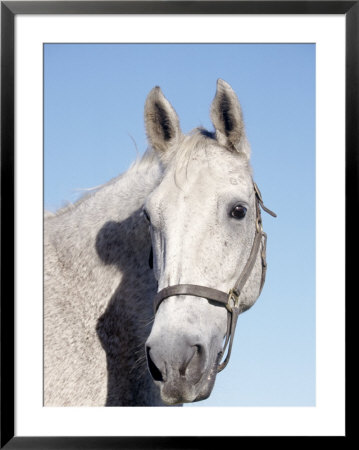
1;1;355;447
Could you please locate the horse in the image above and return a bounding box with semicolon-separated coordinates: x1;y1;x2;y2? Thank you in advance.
44;79;275;406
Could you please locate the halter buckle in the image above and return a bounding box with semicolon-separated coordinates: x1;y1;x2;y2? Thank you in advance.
253;182;263;203
226;288;240;313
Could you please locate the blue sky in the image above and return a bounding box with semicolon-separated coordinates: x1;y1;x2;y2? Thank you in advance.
44;43;315;407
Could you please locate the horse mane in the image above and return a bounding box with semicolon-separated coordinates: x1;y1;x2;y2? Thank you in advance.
47;148;160;218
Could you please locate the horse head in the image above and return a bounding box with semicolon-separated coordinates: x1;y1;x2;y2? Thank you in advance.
144;79;275;405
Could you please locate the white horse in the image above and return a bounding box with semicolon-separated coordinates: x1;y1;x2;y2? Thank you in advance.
44;79;275;406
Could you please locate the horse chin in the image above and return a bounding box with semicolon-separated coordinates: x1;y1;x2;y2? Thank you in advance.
159;358;219;405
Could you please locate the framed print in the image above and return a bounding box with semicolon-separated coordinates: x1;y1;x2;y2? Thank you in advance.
1;1;356;447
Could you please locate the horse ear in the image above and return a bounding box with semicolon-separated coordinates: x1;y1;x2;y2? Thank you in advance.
210;79;250;157
144;86;181;153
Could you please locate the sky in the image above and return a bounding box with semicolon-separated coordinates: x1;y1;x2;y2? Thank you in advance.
44;43;315;407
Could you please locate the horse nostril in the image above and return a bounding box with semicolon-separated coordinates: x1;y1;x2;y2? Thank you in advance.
146;346;164;382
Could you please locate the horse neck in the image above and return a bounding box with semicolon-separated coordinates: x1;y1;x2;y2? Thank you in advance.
45;151;164;405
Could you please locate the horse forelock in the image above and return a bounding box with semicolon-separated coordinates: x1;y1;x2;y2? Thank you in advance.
158;127;251;184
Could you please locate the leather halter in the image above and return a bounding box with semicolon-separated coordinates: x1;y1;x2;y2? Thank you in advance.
152;182;276;373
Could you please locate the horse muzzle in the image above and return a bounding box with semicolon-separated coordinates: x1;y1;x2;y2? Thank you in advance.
145;329;220;404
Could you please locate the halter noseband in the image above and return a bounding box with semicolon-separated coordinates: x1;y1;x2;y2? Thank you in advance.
152;182;276;373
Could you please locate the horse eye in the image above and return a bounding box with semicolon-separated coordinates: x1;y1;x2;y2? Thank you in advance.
143;209;151;223
231;204;247;220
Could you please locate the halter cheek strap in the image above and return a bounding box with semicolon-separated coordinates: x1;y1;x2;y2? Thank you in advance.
152;182;276;373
